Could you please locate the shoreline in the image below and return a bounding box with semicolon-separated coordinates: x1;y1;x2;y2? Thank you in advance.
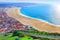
6;7;60;34
19;8;60;27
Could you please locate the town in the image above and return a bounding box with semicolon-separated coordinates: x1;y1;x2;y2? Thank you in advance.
0;9;32;34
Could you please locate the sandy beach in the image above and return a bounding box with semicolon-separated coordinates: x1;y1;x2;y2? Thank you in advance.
6;7;60;34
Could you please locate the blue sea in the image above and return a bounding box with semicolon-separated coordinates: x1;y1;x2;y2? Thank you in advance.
0;3;53;24
0;3;37;7
20;4;54;24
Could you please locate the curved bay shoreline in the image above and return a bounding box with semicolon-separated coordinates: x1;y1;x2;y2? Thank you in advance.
6;7;60;34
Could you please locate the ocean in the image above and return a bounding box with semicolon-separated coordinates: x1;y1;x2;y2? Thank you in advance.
0;3;37;7
20;4;54;24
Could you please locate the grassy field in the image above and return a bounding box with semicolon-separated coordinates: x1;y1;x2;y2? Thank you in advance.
0;33;34;40
0;30;60;40
0;33;17;40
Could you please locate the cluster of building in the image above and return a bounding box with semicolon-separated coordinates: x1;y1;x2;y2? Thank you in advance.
0;9;32;34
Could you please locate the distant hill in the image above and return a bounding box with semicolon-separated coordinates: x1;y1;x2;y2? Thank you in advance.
0;3;38;7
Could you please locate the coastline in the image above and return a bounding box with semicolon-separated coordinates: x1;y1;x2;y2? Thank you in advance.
19;8;60;26
6;7;60;34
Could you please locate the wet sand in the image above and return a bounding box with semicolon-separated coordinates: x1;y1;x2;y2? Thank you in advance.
6;7;60;34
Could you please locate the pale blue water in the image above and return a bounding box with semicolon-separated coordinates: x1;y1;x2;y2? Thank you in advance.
0;3;37;7
20;4;54;23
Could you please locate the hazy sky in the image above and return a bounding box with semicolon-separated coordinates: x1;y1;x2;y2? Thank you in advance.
0;0;60;3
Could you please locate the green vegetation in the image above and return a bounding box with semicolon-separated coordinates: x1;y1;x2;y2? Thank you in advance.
0;29;60;40
0;33;33;40
20;29;60;36
12;30;20;37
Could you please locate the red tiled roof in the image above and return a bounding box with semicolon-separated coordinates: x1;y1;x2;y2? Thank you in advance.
0;9;30;34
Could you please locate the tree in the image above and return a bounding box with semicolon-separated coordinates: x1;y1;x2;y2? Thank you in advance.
15;38;19;40
12;30;20;37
